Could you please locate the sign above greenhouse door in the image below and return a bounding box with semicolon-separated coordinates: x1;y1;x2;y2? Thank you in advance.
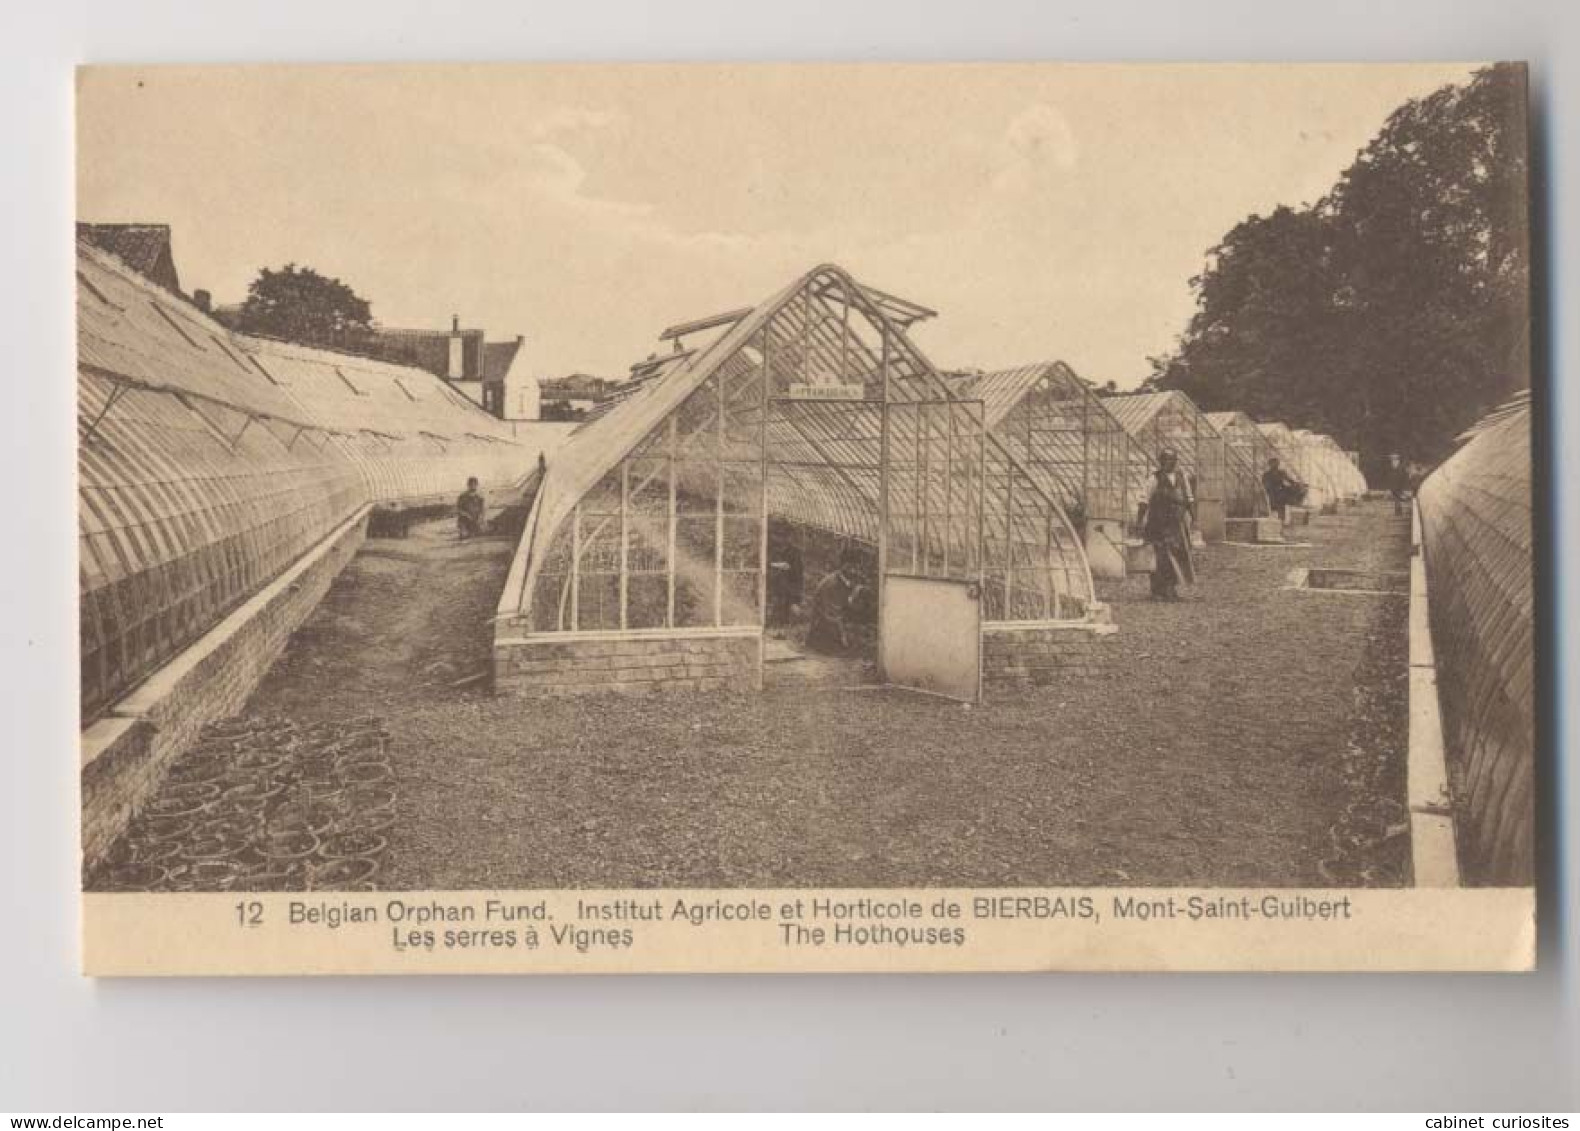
787;382;864;400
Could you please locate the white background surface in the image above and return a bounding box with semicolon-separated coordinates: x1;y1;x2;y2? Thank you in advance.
2;0;1575;1112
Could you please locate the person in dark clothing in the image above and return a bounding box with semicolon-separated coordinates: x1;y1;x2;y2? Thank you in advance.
1139;449;1196;601
456;477;486;539
1261;457;1306;518
806;549;862;654
766;528;805;632
1386;453;1411;516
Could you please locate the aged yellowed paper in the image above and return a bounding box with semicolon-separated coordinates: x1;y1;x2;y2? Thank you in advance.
76;63;1535;975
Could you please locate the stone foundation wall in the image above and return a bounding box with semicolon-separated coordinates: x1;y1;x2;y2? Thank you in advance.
494;628;760;697
81;509;369;868
1225;517;1285;544
981;621;1116;697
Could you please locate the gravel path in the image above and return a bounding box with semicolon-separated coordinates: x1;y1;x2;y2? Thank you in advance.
218;503;1413;890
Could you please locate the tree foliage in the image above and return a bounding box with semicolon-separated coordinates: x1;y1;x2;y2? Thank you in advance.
1148;64;1529;475
235;264;375;351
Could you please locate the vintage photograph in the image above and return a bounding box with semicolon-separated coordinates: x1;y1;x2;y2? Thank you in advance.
75;63;1533;948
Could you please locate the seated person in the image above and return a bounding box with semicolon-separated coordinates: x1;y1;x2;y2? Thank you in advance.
456;477;486;539
1261;458;1306;516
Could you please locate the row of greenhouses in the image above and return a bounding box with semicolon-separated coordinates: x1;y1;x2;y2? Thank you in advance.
494;264;1373;700
77;240;562;722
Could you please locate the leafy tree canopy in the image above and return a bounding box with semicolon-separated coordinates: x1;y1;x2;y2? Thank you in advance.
1146;64;1528;476
235;264;375;351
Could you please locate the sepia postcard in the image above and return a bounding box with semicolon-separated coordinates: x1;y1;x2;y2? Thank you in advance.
75;62;1536;975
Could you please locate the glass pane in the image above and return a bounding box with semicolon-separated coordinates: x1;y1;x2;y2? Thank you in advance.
673;516;717;627
626;574;669;630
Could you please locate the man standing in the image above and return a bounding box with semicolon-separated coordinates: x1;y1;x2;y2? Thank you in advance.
1262;457;1305;518
766;526;805;633
456;476;486;540
1386;453;1411;516
806;549;862;654
1139;449;1196;602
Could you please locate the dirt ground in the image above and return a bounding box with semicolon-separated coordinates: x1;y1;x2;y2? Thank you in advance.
225;501;1411;889
113;500;1411;890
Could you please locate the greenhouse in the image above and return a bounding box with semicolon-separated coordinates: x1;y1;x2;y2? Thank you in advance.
1257;423;1346;509
1307;432;1370;498
1291;429;1368;502
944;361;1144;577
1102;391;1233;540
1204;411;1277;517
1417;392;1533;884
494;265;1105;703
77;240;554;724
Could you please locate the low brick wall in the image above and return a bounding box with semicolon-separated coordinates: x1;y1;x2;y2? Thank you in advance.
494;628;760;697
981;621;1116;697
81;508;369;868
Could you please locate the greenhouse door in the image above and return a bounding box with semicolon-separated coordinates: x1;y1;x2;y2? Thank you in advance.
878;400;985;702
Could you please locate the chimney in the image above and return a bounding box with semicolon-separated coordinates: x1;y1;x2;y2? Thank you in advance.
447;314;463;380
193;289;212;314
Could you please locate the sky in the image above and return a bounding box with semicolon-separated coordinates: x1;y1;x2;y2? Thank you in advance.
77;62;1477;389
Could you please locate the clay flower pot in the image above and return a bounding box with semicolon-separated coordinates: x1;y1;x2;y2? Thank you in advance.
144;794;213;820
269;801;339;837
181;835;243;863
129;838;182;865
339;761;393;786
141;815;196;844
104;862;169;891
307;856;378;889
167;757;228;786
318;830;388;861
340;784;396;813
261;829;319;862
221;779;285;809
227;870;300;892
185;860;247;889
235;750;286;773
337;808;396;835
162;781;221;805
332;743;387;770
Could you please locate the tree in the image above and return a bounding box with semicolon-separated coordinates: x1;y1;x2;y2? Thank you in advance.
234;264;375;350
1149;64;1529;475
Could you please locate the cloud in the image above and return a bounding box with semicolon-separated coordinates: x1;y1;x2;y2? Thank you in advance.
993;102;1079;192
511;142;772;259
526;106;624;138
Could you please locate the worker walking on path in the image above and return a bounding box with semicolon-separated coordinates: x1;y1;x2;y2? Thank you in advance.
456;476;486;540
1139;449;1196;602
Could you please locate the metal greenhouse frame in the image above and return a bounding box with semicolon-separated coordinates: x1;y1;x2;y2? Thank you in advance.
497;265;1098;697
1103;391;1230;539
1257;423;1336;507
1418;392;1533;884
77;241;551;722
1204;410;1276;517
947;362;1145;528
